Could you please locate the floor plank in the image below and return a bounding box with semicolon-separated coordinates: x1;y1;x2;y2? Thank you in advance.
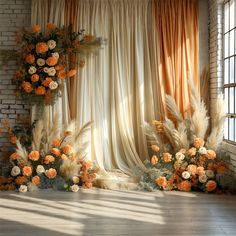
0;189;235;236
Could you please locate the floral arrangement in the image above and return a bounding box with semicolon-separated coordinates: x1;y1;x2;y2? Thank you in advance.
12;23;103;105
1;110;97;193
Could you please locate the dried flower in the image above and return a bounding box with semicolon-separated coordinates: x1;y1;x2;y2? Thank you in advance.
193;138;205;149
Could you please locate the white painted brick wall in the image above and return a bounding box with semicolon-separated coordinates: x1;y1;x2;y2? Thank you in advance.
209;0;236;173
0;0;31;162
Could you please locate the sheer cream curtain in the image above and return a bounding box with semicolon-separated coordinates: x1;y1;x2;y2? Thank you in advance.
31;0;162;175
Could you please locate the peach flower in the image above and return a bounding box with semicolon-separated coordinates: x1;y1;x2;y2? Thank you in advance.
83;182;93;189
36;42;49;54
32;176;40;186
151;145;160;153
51;148;61;156
206;150;216;160
186;147;197;157
15;176;28;185
206;180;217;192
61;154;68;161
217;164;228;174
28;151;40;161
22;166;32;177
58;69;66;79
46;57;58;66
162;153;172;163
22;81;33;93
10;152;20;161
35;86;46;95
155;176;167;188
82;160;93;171
67;69;76;77
55;64;65;70
52;138;61;147
187;164;197;175
63;145;74;155
178;180;191;192
151;155;158;165
46;22;56;30
31;74;39;82
44;155;55;164
196;166;205;176
42;77;53;87
193;138;205;149
46;168;57;179
25;54;35;64
32;24;41;33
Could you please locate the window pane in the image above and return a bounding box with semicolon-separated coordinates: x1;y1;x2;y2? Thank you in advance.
230;57;235;83
230;87;235;113
235;88;236;113
224;33;229;57
230;30;234;56
225;59;229;84
229;118;235;141
229;0;235;30
225;2;229;32
224;117;229;140
225;88;229;113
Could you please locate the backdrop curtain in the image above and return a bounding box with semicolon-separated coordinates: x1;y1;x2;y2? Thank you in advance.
31;0;199;176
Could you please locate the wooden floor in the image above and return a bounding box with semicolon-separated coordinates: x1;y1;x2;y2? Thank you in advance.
0;189;235;236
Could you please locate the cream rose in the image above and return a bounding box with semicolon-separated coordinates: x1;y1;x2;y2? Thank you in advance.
48;67;56;76
175;152;185;161
72;176;80;184
182;171;191;180
49;81;58;90
51;52;59;59
37;58;45;66
28;66;37;75
43;67;49;73
205;170;215;178
36;165;45;175
199;174;208;183
70;184;79;192
11;166;21;176
19;185;28;193
198;147;207;155
47;40;56;50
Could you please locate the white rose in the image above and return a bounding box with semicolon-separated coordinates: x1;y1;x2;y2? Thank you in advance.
48;67;56;76
72;176;80;184
36;165;45;174
37;58;45;66
43;67;49;73
175;152;185;161
19;185;28;193
198;147;207;155
199;174;208;183
11;166;21;176
70;184;79;192
182;171;190;179
51;52;59;59
28;66;37;75
205;170;215;178
47;40;56;50
49;81;58;90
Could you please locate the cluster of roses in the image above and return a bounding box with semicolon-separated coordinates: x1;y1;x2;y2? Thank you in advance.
150;138;228;192
14;23;77;104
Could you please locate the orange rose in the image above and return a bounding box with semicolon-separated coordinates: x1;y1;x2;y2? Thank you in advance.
28;150;40;161
67;69;76;77
32;24;41;33
52;138;61;147
15;176;28;185
151;155;158;165
193;138;205;149
162;153;172;163
32;176;40;186
178;180;191;192
58;69;66;79
42;77;53;87
31;74;39;82
83;181;93;189
46;168;57;179
186;147;197;157
155;176;167;188
206;180;217;192
44;155;55;164
61;154;68;161
36;42;49;54
207;163;214;170
151;145;160;153
82;160;93;171
196;166;205;176
46;57;58;66
10;152;20;161
179;148;186;154
23;166;32;177
55;64;65;70
217;164;228;174
22;81;33;93
51;148;61;156
187;164;197;175
46;22;56;30
206;150;216;160
25;54;35;64
35;86;46;95
9;135;17;144
63;144;74;155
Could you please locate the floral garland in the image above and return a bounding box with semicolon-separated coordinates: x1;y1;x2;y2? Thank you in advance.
13;23;101;105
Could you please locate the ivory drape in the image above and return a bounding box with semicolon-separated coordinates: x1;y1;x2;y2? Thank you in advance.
31;0;199;175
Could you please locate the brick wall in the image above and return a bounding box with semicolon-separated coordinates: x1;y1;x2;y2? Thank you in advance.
0;0;31;162
209;0;236;173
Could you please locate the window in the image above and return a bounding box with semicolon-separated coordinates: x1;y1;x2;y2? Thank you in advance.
224;0;236;144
